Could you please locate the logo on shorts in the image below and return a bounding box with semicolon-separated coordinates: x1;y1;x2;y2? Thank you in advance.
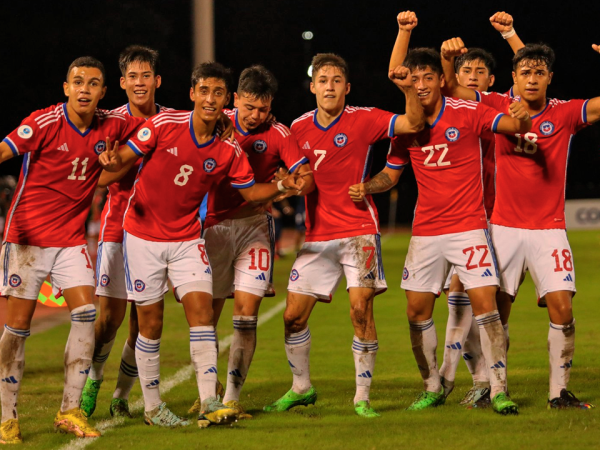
252;140;267;153
540;121;555;135
203;158;217;173
333;133;348;147
93;140;106;155
100;274;110;287
8;274;21;288
290;269;300;281
17;125;33;139
445;127;460;142
137;127;152;142
134;280;146;292
402;267;409;281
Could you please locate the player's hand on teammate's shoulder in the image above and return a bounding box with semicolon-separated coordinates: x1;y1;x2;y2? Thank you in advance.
348;183;366;203
217;112;236;141
489;11;514;32
388;66;413;90
592;44;600;54
397;11;418;32
266;112;277;124
441;38;468;60
98;136;122;172
509;101;530;122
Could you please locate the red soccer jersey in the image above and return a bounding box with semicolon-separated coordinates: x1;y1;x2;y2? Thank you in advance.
99;104;172;243
203;109;308;229
476;91;590;229
2;103;143;247
291;106;398;241
123;110;256;242
387;97;505;236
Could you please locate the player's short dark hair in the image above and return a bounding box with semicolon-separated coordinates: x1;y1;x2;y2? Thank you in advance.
513;43;555;72
402;48;443;75
191;62;234;92
118;45;160;76
237;65;278;101
66;56;106;86
311;53;349;82
455;48;496;74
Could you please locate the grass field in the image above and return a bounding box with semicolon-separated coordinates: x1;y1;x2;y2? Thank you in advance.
10;230;600;449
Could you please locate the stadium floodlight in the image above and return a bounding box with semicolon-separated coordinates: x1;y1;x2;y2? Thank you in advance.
302;31;314;40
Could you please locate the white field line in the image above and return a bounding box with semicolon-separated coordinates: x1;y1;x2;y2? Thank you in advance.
58;299;287;450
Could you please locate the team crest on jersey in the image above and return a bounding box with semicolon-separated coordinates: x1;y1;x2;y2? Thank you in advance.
100;274;110;287
9;274;21;288
134;280;145;292
540;121;555;135
402;268;409;281
203;158;217;173
445;127;460;142
94;140;106;155
290;269;300;281
252;140;268;153
137;127;152;142
17;125;33;140
333;133;348;147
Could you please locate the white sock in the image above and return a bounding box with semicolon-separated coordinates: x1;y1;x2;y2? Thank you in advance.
0;325;28;423
439;292;472;390
62;304;96;412
548;320;575;399
409;319;441;393
475;310;507;398
462;315;488;385
223;316;257;403
135;335;162;411
90;338;115;381
285;327;312;394
190;326;218;402
113;341;138;400
352;336;378;404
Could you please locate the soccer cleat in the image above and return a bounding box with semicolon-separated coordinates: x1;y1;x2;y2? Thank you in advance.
263;386;318;412
354;400;380;418
466;387;491;409
54;408;101;438
109;398;133;418
224;400;253;420
0;419;23;444
80;377;103;418
440;377;454;399
548;389;595;410
197;397;239;428
144;402;190;427
406;388;446;411
491;392;519;415
460;382;491;406
188;380;225;414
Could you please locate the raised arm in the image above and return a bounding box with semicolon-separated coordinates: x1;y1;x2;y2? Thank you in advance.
440;38;478;101
349;166;404;203
389;66;425;134
495;101;532;134
490;12;525;55
584;45;600;124
0;142;15;165
389;11;418;71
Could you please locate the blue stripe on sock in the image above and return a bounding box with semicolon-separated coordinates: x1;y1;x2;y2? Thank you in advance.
4;324;30;337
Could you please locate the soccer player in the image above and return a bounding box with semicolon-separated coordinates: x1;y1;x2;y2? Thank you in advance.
80;45;173;419
100;62;305;428
263;53;425;418
441;38;600;409
187;65;313;419
350;48;531;415
0;57;144;443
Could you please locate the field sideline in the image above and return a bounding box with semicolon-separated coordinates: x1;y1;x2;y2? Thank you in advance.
10;230;600;449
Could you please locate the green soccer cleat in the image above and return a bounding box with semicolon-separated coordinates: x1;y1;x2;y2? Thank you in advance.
354;400;380;418
80;377;103;418
406;388;446;411
144;402;190;427
110;398;133;418
263;386;318;412
548;389;595;410
197;397;239;428
491;392;519;415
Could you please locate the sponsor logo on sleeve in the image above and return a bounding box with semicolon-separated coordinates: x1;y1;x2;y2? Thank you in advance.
137;127;152;142
17;125;33;139
445;127;460;142
252;139;268;153
333;133;348;147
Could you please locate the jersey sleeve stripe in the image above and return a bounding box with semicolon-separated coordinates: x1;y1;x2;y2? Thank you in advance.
388;114;399;138
475;90;482;102
288;157;309;174
386;161;405;169
582;99;590;123
126;141;145;156
2;138;19;156
231;178;255;189
491;113;504;133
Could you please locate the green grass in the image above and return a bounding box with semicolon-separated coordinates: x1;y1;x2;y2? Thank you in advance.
11;230;600;449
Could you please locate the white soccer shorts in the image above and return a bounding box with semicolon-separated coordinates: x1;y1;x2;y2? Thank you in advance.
95;241;127;299
401;229;499;295
0;243;95;300
489;224;576;299
123;232;212;302
287;234;387;302
204;214;275;300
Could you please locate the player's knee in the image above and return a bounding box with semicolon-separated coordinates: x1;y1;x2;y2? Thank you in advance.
7;316;32;331
283;310;306;333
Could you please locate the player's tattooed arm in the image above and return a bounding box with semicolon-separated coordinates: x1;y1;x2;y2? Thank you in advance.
389;11;418;71
584;45;600;124
440;38;478;101
490;12;525;54
0;142;15;164
496;101;532;134
389;66;425;134
348;166;403;203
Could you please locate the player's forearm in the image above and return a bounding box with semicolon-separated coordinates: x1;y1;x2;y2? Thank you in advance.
506;33;525;54
401;87;426;133
389;29;411;71
364;167;402;195
441;56;460;96
241;183;282;203
584;97;600;124
0;142;15;164
97;158;137;188
295;168;315;196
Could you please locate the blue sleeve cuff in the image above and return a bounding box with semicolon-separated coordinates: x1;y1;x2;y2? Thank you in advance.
386;161;406;170
126;141;145;157
388;114;399;137
492;113;504;133
289;157;309;174
582;99;590;123
475;91;482;102
231;179;256;189
2;138;19;156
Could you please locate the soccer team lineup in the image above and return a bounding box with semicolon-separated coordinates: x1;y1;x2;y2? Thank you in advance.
1;8;600;444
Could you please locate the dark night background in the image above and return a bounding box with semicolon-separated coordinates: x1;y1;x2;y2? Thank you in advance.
2;1;599;226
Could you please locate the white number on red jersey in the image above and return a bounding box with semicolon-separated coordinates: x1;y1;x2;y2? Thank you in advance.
68;157;89;181
421;144;451;167
313;150;327;170
174;165;194;186
514;132;538;155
